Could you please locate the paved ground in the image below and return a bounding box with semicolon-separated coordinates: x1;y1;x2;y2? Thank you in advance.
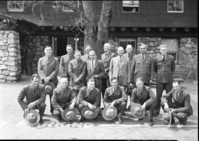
0;75;198;140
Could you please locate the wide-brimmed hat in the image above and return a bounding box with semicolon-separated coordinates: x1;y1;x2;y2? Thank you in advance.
45;85;53;94
24;110;40;126
81;107;98;120
61;108;78;121
102;106;117;121
130;102;145;119
162;109;172;125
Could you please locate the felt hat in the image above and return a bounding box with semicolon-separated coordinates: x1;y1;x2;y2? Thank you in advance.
102;106;117;121
130;102;145;119
162;109;172;125
81;107;98;120
61;108;78;121
45;85;53;94
24;110;40;127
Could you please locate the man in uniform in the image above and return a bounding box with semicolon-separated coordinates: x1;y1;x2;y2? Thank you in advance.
81;45;92;62
38;45;59;114
59;44;75;79
17;74;46;124
77;78;101;122
153;44;175;116
86;50;105;93
103;77;127;124
161;82;193;125
109;46;131;90
51;77;77;122
101;43;116;96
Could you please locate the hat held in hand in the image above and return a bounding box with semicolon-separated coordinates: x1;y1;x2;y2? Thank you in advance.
81;107;98;120
130;102;145;119
102;106;117;121
162;109;172;125
61;108;78;121
24;110;40;127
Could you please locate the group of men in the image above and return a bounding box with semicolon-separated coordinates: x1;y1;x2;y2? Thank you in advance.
17;43;193;126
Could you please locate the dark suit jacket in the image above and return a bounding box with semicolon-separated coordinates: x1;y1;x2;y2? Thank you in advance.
26;50;35;63
17;84;46;110
38;56;59;84
154;54;175;83
68;59;86;89
161;88;193;116
131;86;156;106
131;54;154;84
78;86;101;107
51;87;76;111
103;86;127;104
59;54;75;77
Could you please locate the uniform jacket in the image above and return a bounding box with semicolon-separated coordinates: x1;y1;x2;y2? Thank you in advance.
101;51;116;78
38;56;59;84
68;58;87;89
86;59;105;87
59;54;75;77
26;50;35;63
103;86;127;104
131;54;154;84
154;54;175;83
131;86;156;106
161;88;193;116
17;84;46;110
109;55;131;85
78;86;101;107
51;86;76;110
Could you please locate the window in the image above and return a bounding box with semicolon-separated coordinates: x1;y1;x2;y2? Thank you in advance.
7;1;24;12
68;37;84;54
167;0;184;13
161;39;178;63
122;0;139;13
62;1;80;12
119;38;137;54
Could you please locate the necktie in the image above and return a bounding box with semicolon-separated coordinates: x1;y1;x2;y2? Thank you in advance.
92;60;94;72
163;55;165;62
142;54;145;61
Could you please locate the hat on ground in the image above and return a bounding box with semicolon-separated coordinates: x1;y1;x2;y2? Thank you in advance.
81;107;98;120
162;109;172;125
24;110;40;127
61;108;78;121
102;106;117;121
130;102;145;119
45;85;53;94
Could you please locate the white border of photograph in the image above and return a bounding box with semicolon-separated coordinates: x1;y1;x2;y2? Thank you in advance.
167;0;184;13
7;1;24;12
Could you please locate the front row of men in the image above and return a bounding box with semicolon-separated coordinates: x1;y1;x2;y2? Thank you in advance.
18;74;192;126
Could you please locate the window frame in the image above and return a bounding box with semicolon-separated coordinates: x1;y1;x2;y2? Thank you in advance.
67;37;84;54
118;38;137;53
122;0;140;13
167;0;184;13
7;1;24;12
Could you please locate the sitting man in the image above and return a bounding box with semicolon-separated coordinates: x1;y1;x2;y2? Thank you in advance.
130;77;156;126
161;81;193;125
77;78;101;122
51;77;77;122
17;74;46;124
103;77;127;124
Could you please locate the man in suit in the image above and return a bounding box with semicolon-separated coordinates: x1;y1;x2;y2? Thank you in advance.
77;78;101;122
131;77;156;126
124;44;134;65
153;45;175;116
81;45;91;62
86;50;105;93
109;46;131;90
103;77;127;124
17;74;46;124
59;44;75;79
38;45;59;114
161;82;193;125
26;47;35;76
101;43;116;96
68;50;87;92
51;77;77;122
131;43;154;87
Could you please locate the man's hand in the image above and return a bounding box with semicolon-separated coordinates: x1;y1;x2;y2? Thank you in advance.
60;108;64;113
141;103;146;110
104;102;109;107
170;108;176;114
44;77;51;83
69;103;75;110
110;101;115;108
24;108;30;116
93;105;97;109
88;103;94;110
164;103;169;112
28;102;36;109
94;75;98;78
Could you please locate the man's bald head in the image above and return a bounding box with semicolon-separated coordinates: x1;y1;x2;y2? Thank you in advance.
117;46;124;56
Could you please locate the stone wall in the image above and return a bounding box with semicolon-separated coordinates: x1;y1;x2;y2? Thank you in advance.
0;31;21;82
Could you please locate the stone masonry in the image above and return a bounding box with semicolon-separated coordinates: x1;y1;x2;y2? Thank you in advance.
0;30;21;82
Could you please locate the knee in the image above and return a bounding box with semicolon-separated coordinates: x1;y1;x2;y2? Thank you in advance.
176;113;187;119
120;102;126;107
78;104;84;109
39;103;46;109
53;110;61;117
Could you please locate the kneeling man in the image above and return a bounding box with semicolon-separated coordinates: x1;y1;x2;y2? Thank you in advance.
131;77;156;126
103;77;127;124
161;81;193;125
51;77;77;121
17;74;46;124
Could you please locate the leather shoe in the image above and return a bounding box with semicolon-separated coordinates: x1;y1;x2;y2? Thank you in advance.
149;119;154;126
79;116;85;122
138;118;143;120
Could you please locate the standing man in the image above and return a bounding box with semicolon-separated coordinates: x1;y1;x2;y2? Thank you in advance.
109;46;131;90
59;44;75;79
154;44;175;116
86;50;105;93
101;43;116;96
103;77;127;124
17;74;46;124
131;43;154;87
26;48;35;76
124;44;134;65
81;45;92;62
38;45;59;114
